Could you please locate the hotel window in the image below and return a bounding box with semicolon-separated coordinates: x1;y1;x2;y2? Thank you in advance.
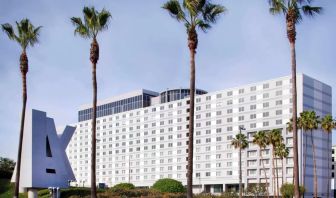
250;95;256;101
206;138;211;143
206;172;211;177
263;112;269;117
276;80;282;86
216;93;222;99
276;120;282;125
227;100;233;105
206;130;211;134
227;109;233;114
263;83;269;89
250;86;256;91
263;93;269;99
227;91;233;96
216;111;222;116
250;114;256;119
227;118;233;122
206;104;211;109
216;137;222;142
227;126;233;131
276;90;282;96
206;112;211;117
276;100;282;106
239;98;244;103
206;96;211;101
239;107;244;112
216;128;222;133
239;89;244;94
227;171;232;176
227;135;233;140
227;153;232;158
263;102;269;108
250;105;256;110
250;123;256;128
263;121;269;127
239;116;244;121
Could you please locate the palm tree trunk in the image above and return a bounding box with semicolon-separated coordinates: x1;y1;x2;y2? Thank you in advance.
187;29;197;198
260;150;269;198
281;158;284;187
275;156;279;198
287;14;300;197
310;131;317;198
14;51;28;198
272;148;276;197
303;131;307;192
239;147;242;198
90;38;99;198
327;133;330;198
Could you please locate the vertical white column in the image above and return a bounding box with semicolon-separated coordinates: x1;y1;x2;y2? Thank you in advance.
27;188;38;198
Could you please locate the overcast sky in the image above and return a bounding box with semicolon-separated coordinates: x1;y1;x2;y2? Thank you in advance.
1;0;335;159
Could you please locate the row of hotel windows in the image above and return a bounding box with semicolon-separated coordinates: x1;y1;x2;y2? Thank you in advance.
75;166;293;183
78;100;289;130
77;81;288;124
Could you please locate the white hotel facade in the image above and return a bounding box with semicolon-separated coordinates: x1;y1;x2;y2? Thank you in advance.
66;74;332;197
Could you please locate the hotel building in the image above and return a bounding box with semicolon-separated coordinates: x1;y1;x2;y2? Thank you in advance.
66;74;332;197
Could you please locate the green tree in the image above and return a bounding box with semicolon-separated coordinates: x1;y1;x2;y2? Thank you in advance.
274;143;289;187
252;131;270;198
267;1;322;197
231;133;248;198
71;7;112;198
267;129;282;198
321;114;335;198
1;19;41;198
162;1;226;197
280;183;305;198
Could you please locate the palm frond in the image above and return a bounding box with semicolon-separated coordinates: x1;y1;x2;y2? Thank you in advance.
195;19;210;32
162;0;188;23
301;5;322;17
1;23;17;41
71;17;91;38
183;0;197;17
269;0;287;15
97;8;112;31
202;3;226;23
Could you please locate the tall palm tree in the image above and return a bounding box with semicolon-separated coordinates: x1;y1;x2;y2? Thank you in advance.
231;133;248;198
162;1;226;197
299;111;310;188
275;142;289;188
267;129;282;198
267;1;322;197
303;111;319;198
253;131;270;198
1;19;41;198
71;7;111;198
321;114;335;198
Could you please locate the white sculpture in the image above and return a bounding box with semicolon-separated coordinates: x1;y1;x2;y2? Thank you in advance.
11;109;76;197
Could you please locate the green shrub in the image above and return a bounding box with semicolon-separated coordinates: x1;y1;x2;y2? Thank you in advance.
37;189;49;198
151;178;186;193
110;182;135;192
221;191;238;198
60;187;91;198
280;183;305;198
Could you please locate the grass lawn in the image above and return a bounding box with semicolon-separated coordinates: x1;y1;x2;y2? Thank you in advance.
0;178;27;198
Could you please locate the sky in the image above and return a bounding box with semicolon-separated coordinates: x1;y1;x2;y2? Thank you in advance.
0;0;335;159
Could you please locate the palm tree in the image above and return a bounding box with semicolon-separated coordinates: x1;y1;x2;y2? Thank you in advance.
71;7;111;198
267;129;282;198
253;131;270;198
299;111;310;188
162;1;226;197
267;1;322;197
231;133;248;198
1;19;41;198
321;114;334;198
274;142;289;188
303;111;319;198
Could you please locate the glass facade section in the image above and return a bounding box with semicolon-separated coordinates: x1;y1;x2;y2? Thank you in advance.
160;89;207;103
78;93;156;122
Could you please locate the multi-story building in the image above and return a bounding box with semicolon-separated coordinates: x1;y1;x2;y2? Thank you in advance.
331;145;336;196
66;73;332;197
